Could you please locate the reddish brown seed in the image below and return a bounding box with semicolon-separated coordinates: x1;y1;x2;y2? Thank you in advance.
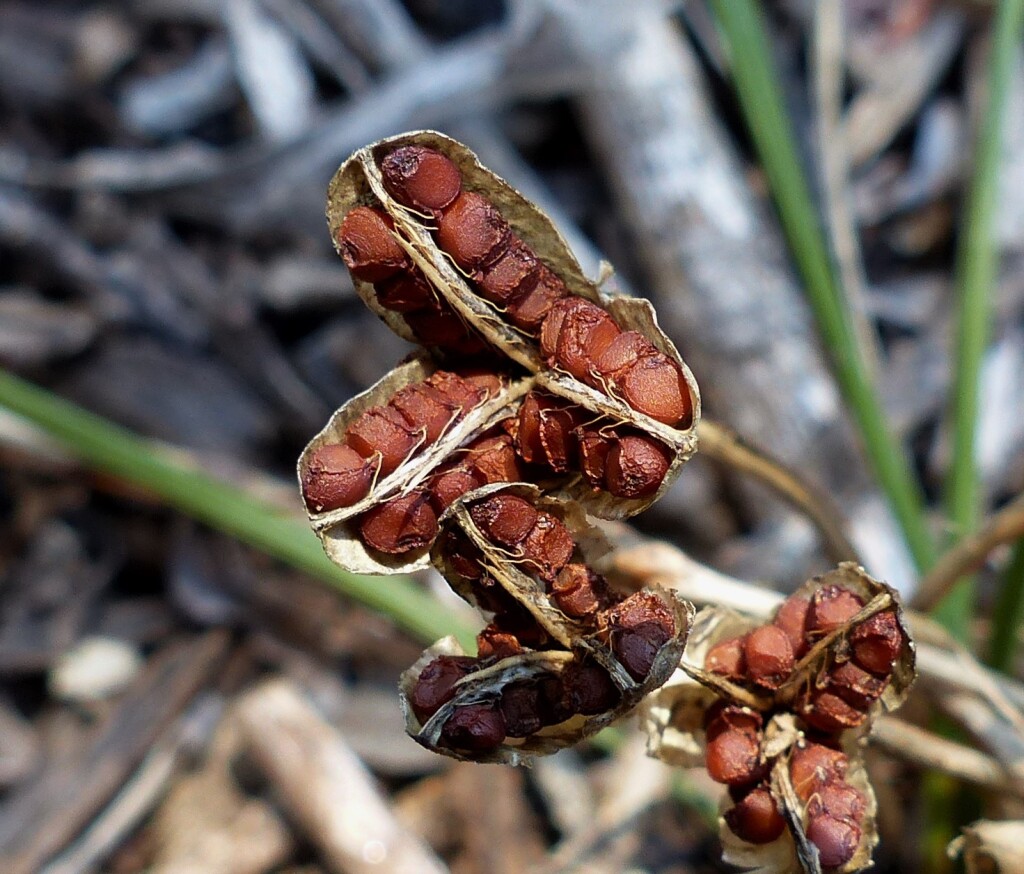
470;494;538;547
591;331;657;378
553;298;621;381
439;703;506;752
807;585;865;636
850;611;904;676
551;563;613;618
513;392;582;471
391;384;457;444
490;603;552;650
358;491;438;554
410;655;478;722
436;191;511;271
513;392;547;465
789;742;849;801
425;370;485;411
725;786;786;844
428;463;484;513
603;592;675;680
562;661;620;715
705;636;748;680
772;594;812;658
336;206;409;282
704;702;763;741
706;727;764;786
443;529;484;581
520;512;575;581
404;307;478;350
465;433;523;484
539;298;570;359
807;778;867;823
476;624;523;660
616;354;692;427
346;407;420;475
806;815;861;868
797;689;866;733
605;435;672;499
828;660;886;710
380;145;462;215
375;270;435;313
301;443;375;511
499;681;547;737
743;625;795;690
478;236;540;304
456;368;504;398
506;267;568;333
577;427;613;488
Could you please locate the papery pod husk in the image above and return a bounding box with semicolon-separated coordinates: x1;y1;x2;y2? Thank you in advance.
399;591;693;766
297;350;530;574
325;131;700;514
950;820;1024;874
721;724;878;874
433;482;613;648
774;562;915;715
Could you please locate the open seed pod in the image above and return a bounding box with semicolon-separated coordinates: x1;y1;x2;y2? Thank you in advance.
298;351;530;573
326;130;700;458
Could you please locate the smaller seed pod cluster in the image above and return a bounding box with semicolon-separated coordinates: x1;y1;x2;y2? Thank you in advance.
301;132;700;765
398;485;693;763
641;564;915;873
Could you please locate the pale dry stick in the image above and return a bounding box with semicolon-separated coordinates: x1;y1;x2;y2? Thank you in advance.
812;0;882;377
871;716;1024;800
697;419;859;564
911;490;1024;612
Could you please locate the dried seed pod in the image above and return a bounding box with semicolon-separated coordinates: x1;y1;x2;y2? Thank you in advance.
850;611;904;676
410;655;479;722
379;144;462;216
743;625;795;690
301;443;377;513
807;585;865;637
789;741;849;801
335;206;409;282
724;786;786;844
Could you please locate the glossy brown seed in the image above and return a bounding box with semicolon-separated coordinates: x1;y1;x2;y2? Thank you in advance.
807;585;865;636
605;435;671;499
375;270;435;313
336;206;409;282
346;407;420;475
539;298;569;359
828;660;886;710
514;392;580;470
425;370;485;411
358;491;438;554
772;594;812;658
562;661;620;714
380;145;462;215
438;704;506;752
551;564;613;618
705;727;764;786
850;611;904;676
470;494;538;547
797;689;866;733
428;464;484;513
436;191;511;271
591;330;657;379
391;383;457;444
465;433;523;485
476;624;523;660
704;702;763;741
520;512;575;581
705;636;748;680
478;236;540;304
806;815;861;868
603;592;675;680
725;786;786;844
410;655;478;722
807;778;867;823
577;427;613;488
499;681;546;737
789;742;849;801
506;267;568;333
616;354;692;427
301;443;376;512
552;298;621;381
456;368;504;398
743;625;795;690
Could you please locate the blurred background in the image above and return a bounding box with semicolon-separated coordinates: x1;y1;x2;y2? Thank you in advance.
1;0;1023;872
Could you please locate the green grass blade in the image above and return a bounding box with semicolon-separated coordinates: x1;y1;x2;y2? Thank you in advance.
708;0;936;573
0;368;475;650
938;0;1024;641
989;539;1024;671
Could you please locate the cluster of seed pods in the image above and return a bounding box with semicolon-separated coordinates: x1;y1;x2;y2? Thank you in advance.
301;132;699;761
641;564;914;873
